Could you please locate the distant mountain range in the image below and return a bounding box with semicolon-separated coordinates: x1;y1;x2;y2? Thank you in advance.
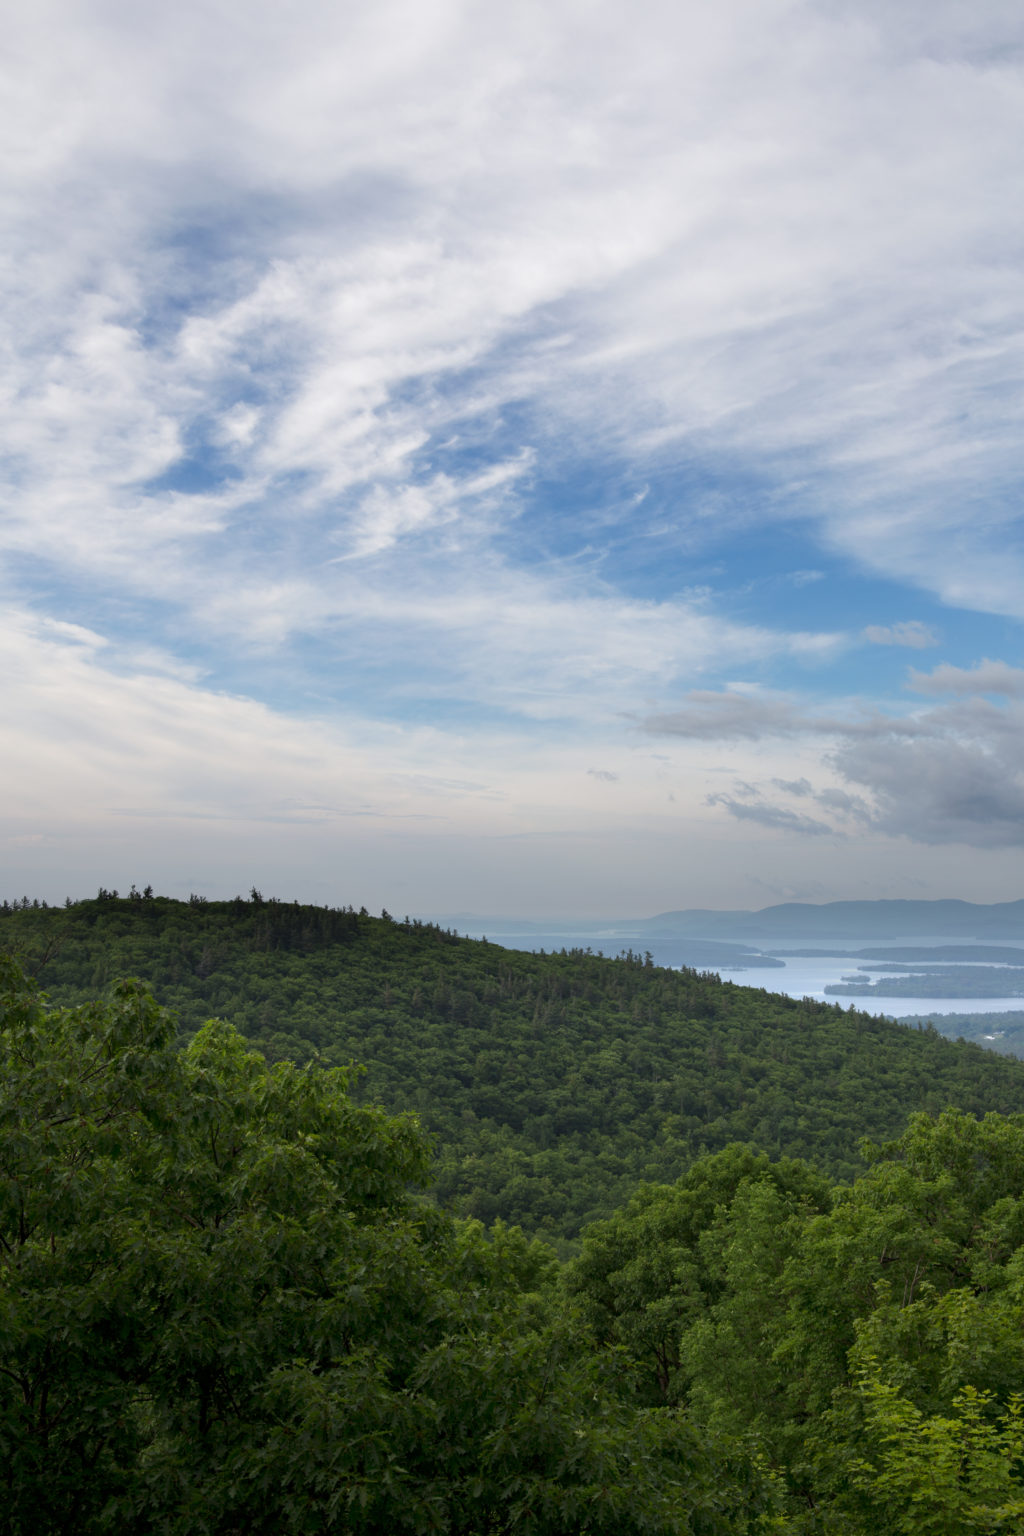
634;899;1024;941
439;899;1024;970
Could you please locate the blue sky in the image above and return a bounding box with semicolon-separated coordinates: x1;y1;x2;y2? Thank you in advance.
4;0;1024;915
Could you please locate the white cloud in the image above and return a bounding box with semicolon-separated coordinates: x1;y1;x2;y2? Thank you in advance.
644;672;1024;848
7;606;1024;913
909;658;1024;697
864;621;938;648
832;724;1024;849
334;454;533;559
707;794;835;838
641;689;845;741
772;776;813;796
3;0;1024;628
0;606;835;906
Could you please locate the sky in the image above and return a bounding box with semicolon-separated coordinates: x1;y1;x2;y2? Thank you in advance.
4;0;1024;917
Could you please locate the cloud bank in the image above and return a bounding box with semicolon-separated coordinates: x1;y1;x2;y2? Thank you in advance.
643;680;1024;849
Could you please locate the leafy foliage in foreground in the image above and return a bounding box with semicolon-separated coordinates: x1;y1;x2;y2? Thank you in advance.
5;894;1024;1240
8;952;1024;1533
569;1112;1024;1532
0;958;761;1536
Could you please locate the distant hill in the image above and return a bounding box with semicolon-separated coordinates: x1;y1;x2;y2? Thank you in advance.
431;919;785;971
447;898;1024;959
641;898;1024;940
5;892;1024;1243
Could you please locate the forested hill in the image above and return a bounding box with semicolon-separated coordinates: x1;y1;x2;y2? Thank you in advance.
5;891;1024;1242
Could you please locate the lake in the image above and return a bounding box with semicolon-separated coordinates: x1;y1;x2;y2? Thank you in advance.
715;937;1024;1017
456;922;1024;1019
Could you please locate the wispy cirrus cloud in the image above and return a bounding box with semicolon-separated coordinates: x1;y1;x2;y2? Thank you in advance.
5;0;1024;629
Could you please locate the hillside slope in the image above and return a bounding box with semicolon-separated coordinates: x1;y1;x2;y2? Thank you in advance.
5;893;1024;1241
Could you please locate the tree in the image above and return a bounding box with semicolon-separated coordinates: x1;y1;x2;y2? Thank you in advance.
567;1147;830;1407
849;1364;1024;1535
0;957;759;1534
570;1115;1024;1532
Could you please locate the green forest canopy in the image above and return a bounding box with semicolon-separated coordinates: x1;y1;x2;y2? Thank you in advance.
4;892;1024;1243
0;956;736;1536
7;949;1024;1533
